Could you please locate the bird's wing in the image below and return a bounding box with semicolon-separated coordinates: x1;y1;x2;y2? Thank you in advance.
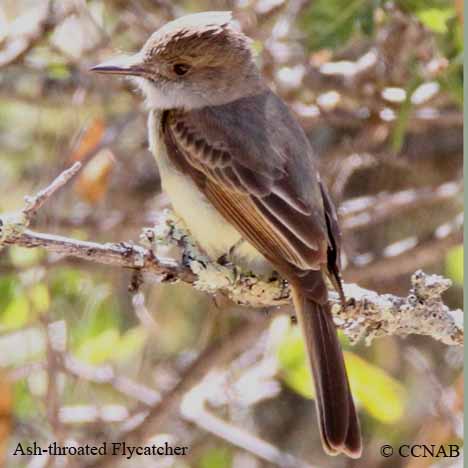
162;90;332;276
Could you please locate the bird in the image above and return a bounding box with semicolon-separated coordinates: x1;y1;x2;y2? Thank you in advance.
91;11;362;458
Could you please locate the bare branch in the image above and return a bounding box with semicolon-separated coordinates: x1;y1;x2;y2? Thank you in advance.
23;162;82;219
63;354;160;407
340;180;462;231
0;2;76;68
181;387;313;468
345;217;462;284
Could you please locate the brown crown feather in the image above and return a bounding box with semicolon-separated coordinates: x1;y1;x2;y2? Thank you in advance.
141;11;252;67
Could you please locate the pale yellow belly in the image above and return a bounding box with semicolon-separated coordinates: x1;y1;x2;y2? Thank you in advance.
148;111;272;276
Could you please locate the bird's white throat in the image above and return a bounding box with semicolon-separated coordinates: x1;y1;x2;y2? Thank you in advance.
133;77;214;110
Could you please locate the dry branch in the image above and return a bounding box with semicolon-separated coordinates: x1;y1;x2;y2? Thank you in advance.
0;165;463;347
345;222;463;284
0;2;76;68
340;180;462;231
181;382;313;468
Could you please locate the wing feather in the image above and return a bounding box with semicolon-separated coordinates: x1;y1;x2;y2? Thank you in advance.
162;90;332;271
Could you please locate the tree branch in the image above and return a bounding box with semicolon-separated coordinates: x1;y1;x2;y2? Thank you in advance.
340;180;462;232
0;2;76;68
0;165;463;347
181;385;314;468
23;162;82;218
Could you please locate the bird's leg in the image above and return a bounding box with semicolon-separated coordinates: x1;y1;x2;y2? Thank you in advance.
217;239;245;265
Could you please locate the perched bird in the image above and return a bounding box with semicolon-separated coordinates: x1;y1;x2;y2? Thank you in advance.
92;11;361;457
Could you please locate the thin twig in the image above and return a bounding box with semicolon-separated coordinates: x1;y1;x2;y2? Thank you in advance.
346;221;462;283
182;393;313;468
340;180;462;231
23;162;82;219
0;2;75;68
63;355;160;406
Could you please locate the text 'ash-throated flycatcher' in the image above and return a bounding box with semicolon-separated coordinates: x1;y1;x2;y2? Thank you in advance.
92;11;362;458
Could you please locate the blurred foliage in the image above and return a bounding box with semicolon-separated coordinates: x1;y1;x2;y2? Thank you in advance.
300;0;378;50
301;0;463;105
75;326;147;365
301;0;460;50
198;446;232;468
445;245;463;286
275;317;406;424
0;371;12;467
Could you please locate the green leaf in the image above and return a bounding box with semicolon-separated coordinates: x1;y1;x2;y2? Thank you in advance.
275;321;406;423
113;327;148;362
391;75;422;153
300;0;375;51
50;268;83;298
8;246;43;268
198;447;232;468
29;283;50;313
47;63;71;80
1;293;30;331
75;328;120;364
0;276;16;312
357;3;376;36
276;324;315;398
13;380;38;418
345;352;406;423
71;285;120;344
417;7;455;33
396;1;457;14
445;246;463;285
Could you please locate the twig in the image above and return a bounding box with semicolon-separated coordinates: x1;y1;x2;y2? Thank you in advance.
0;2;75;68
346;217;463;284
63;355;160;407
0;162;80;246
181;386;313;468
42;321;64;468
23;162;82;219
336;275;463;346
340;180;462;231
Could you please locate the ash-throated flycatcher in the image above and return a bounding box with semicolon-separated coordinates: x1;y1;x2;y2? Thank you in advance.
92;11;361;458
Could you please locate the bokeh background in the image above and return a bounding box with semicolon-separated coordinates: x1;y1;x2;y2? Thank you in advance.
0;0;463;467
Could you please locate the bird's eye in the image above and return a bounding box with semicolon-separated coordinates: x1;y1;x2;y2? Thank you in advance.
173;63;190;76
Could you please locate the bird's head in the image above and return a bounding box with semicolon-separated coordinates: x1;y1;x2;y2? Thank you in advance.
91;11;263;109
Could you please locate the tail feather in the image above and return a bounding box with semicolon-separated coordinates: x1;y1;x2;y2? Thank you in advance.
292;285;362;458
343;381;362;457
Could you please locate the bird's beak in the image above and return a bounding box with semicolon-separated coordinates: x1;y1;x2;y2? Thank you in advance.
90;54;146;77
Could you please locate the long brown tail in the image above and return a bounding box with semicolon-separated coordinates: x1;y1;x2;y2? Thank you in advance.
292;285;362;458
